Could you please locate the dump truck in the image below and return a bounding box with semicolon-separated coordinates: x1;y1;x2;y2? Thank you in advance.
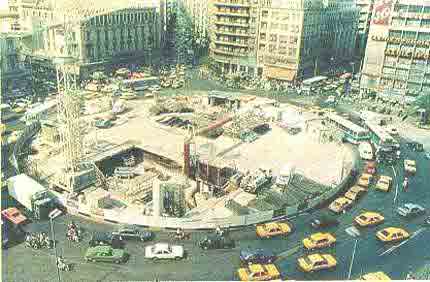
7;174;55;220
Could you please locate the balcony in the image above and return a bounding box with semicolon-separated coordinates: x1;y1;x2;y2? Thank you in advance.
214;40;248;47
215;10;250;17
215;30;251;37
214;21;249;27
212;48;247;57
214;1;250;8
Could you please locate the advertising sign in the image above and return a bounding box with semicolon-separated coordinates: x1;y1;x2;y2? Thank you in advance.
372;0;393;26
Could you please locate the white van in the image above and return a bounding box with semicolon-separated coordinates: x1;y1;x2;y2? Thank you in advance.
359;142;374;160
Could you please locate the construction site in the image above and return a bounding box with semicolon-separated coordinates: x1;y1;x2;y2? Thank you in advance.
27;82;353;221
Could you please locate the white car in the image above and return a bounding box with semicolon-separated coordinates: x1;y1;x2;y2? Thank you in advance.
387;126;399;136
145;243;184;261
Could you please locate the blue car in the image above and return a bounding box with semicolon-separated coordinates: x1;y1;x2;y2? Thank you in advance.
239;249;277;265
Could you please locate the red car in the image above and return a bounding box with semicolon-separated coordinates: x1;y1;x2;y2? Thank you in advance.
365;161;377;175
1;207;27;226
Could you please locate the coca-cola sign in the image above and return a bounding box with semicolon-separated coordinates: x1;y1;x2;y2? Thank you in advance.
372;0;393;26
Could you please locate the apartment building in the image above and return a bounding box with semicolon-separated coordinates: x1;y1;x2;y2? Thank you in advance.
209;0;260;76
355;0;374;58
182;0;210;41
209;0;358;82
361;0;430;96
16;0;161;79
0;33;31;99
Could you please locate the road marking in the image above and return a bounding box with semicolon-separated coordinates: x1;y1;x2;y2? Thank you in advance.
379;228;426;257
391;165;399;204
348;239;359;279
277;244;301;260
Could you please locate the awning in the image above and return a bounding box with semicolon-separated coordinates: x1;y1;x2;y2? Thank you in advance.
265;66;296;81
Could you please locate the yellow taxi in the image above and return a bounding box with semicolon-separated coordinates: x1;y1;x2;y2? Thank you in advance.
345;186;367;201
357;173;373;188
328;197;353;214
13;106;26;114
376;176;392;192
376;227;410;243
361;271;391;280
354;211;384;227
297;253;337;273
303;232;336;250
256;222;292;239
237;264;281;281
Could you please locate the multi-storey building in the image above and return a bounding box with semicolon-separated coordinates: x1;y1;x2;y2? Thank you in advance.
0;33;31;100
209;0;358;82
361;0;430;96
355;0;374;59
209;0;260;76
17;0;162;80
182;0;210;41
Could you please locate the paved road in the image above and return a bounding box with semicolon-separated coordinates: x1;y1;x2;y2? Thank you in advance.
3;141;429;281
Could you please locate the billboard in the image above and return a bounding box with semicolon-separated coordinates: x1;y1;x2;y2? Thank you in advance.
372;0;393;26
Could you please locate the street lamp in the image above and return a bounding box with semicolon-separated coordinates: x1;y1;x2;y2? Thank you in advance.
49;209;63;282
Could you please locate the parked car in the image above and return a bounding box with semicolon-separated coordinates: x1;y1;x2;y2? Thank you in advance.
145;243;184;260
354;211;384;227
256;222;292;239
406;141;423;152
89;232;123;248
84;246;127;263
396;203;425;217
376;176;392;192
95;119;112;129
310;213;339;229
328;197;353;214
237;264;281;281
376;227;409;243
112;225;153;242
297;253;337;273
344;186;367;201
198;234;235;250
239;249;277;265
1;207;27;226
302;232;336;250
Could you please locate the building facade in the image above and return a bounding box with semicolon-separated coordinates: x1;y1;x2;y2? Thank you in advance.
355;0;374;59
181;0;210;42
0;33;31;100
209;0;358;82
17;0;162;80
361;0;430;96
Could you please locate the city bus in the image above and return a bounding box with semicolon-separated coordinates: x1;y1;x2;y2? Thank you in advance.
325;113;370;144
364;121;399;150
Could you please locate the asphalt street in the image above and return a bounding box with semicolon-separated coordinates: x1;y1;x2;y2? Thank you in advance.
3;141;429;281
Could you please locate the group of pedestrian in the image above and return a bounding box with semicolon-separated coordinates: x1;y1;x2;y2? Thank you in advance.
66;221;81;243
25;232;52;250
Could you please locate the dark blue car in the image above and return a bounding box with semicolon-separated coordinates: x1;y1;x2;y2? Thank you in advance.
239;249;277;264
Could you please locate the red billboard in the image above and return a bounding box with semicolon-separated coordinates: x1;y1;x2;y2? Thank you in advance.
372;0;393;26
